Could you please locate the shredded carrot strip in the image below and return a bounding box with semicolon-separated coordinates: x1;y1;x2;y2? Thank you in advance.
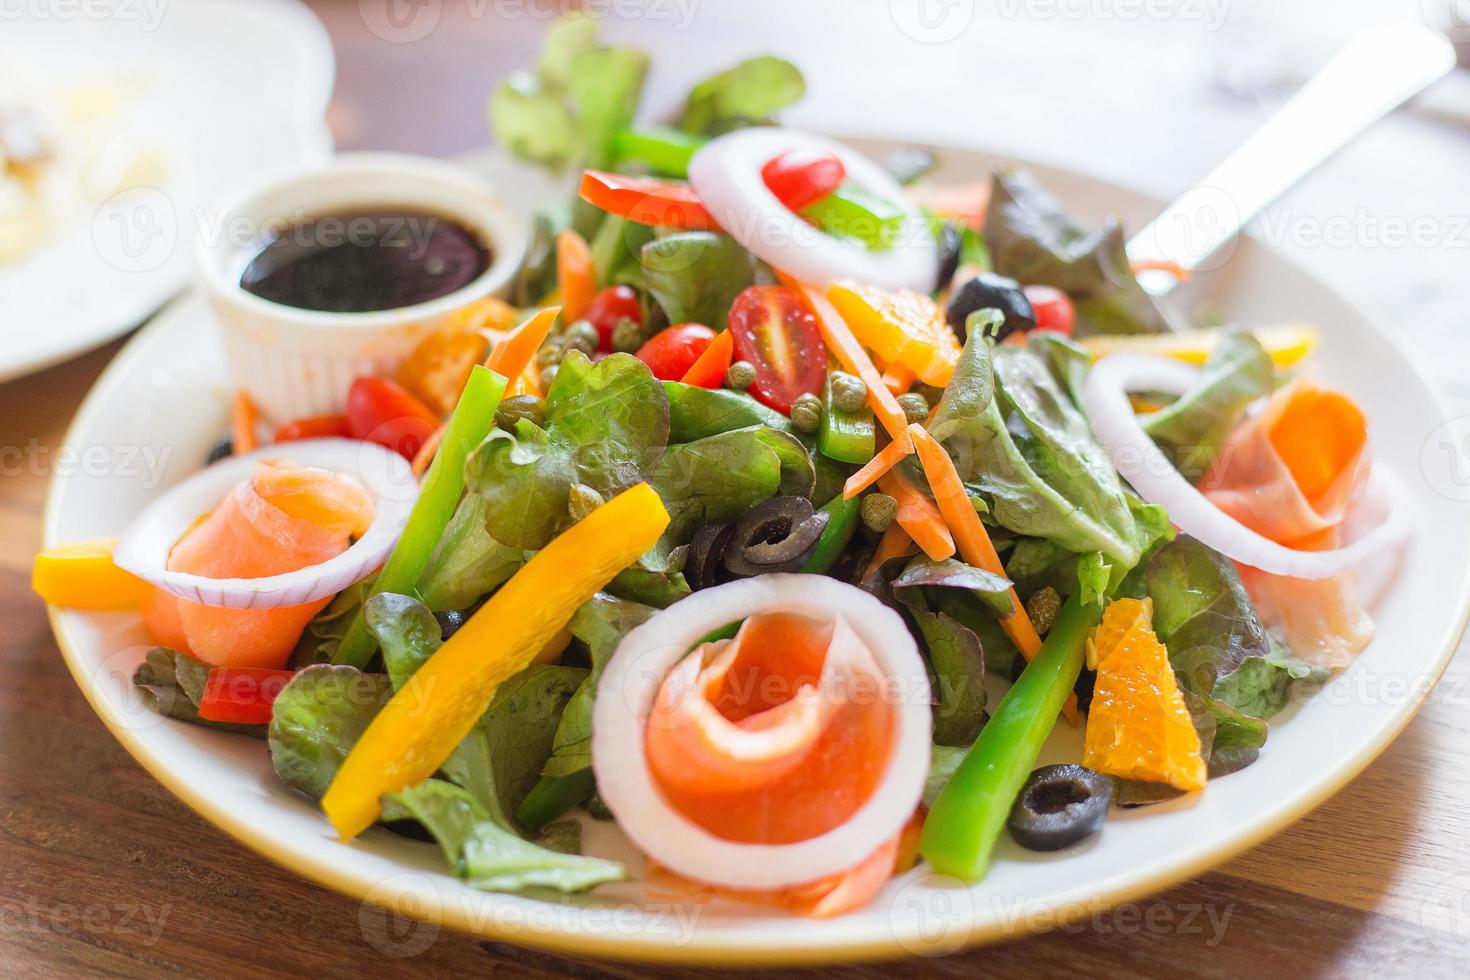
878;470;954;562
484;306;561;382
843;438;912;500
230;391;260;454
861;523;916;583
556;231;595;322
801;286;913;453
679;329;734;386
410;424;445;478
881;362;916;396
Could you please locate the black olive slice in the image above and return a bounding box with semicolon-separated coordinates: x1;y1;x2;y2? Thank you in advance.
1007;763;1113;851
945;271;1036;342
686;522;733;591
722;496;829;578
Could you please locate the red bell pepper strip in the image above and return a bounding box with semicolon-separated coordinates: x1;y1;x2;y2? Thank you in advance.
198;667;295;725
579;171;719;230
275;414;351;443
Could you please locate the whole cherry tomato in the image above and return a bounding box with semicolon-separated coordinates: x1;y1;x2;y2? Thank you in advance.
584;284;644;351
1022;284;1076;336
346;377;439;460
726;286;827;414
635;323;717;381
275;414;351;443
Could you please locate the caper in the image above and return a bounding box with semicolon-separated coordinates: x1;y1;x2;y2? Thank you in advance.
535;338;565;369
896;392;931;424
568;483;605;521
562;319;601;356
790;392;822;434
1026;586;1062;636
860;492;898;533
724;360;756;390
913;383;946;408
829;371;868;413
611;316;644;354
539;364;560;394
494;393;546;431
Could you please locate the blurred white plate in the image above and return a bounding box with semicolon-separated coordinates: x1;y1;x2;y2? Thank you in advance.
44;143;1470;965
0;0;333;383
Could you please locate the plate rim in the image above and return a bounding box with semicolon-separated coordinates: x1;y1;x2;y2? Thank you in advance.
42;149;1470;965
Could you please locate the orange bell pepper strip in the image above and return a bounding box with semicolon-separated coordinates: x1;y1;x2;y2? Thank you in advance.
800;286;913;453
556;231;595;323
32;537;151;610
322;483;670;838
843;437;912;500
878;469;954;562
230;390;261;453
679;329;734;388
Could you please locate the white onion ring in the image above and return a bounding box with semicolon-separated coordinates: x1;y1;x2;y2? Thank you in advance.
114;438;418;609
688;128;938;291
1081;353;1411;579
591;574;931;891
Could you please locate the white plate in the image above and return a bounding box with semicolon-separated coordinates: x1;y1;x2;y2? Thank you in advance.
44;143;1470;965
0;0;334;383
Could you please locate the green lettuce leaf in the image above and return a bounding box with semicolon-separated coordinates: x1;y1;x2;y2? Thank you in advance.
924;743;971;808
1147;536;1325;719
268;665;393;798
986;170;1171;337
1141;327;1274;481
930;333;1153;567
384;779;623;894
679;55;805;136
363;592;440;689
644;425;784;567
663;381;791;442
604;566;691;608
641;232;754;328
289;576;376;667
468;351;669;549
892;555;1014;618
416;494;525;612
542;593;658;779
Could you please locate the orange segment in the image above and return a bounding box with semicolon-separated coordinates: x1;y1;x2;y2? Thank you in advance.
827;280;963;387
1084;597;1207;792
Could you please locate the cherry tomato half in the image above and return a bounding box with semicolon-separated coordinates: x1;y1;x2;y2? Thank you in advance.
726;286;827;414
760;149;845;212
1022;284;1076;336
584;285;644;351
275;414;351;443
346;377;439;460
636;323;717;381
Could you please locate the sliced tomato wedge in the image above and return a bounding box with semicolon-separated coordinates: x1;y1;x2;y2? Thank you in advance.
346;377;440;460
275;414;351;443
579;171;718;229
726;286;828;414
636;323;716;381
760;149;845;212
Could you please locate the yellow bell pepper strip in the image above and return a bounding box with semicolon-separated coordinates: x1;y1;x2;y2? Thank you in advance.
1078;322;1318;368
826;280;963;387
484;306;561;384
800;286;913;454
322;482;669;838
32;537;150;610
919;592;1096;882
333;366;508;669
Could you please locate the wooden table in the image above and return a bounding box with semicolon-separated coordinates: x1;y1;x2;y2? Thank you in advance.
5;2;1470;975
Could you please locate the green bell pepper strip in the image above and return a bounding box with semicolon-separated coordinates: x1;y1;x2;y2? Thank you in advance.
515;768;596;833
333;366;508;669
800;494;862;574
612;127;705;176
918;593;1098;881
801;186;905;251
816;375;876;464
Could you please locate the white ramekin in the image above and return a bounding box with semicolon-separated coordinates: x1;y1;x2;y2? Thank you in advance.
195;152;528;423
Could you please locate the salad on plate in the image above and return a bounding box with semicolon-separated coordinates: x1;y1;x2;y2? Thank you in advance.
34;21;1411;918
